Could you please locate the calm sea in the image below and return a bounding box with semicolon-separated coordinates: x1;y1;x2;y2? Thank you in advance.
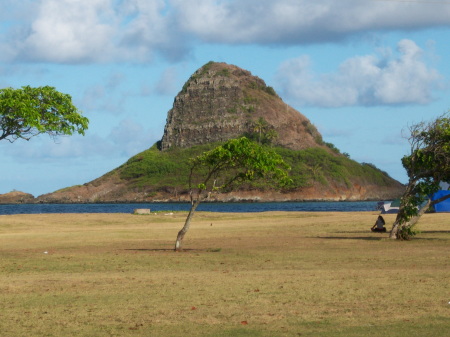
0;201;379;215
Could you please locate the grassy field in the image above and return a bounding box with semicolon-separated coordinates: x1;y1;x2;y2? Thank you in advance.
0;211;449;337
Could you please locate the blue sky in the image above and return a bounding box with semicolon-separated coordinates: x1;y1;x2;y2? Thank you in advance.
1;0;449;196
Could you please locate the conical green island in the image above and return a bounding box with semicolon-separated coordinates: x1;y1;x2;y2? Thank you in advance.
36;62;404;203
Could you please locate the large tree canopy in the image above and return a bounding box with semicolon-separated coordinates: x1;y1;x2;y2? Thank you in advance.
174;137;292;251
390;113;450;240
0;86;88;143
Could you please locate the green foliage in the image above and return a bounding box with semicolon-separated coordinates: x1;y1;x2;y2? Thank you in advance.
247;81;278;97
302;120;319;137
397;224;419;240
243;94;258;105
215;68;230;77
324;142;341;154
0;86;89;142
300;120;323;144
202;61;215;71
361;162;391;179
189;137;292;194
227;106;238;114
243;105;255;113
118;140;396;194
393;113;450;240
244;117;278;145
174;137;292;250
274;146;395;189
401;116;450;183
394;179;438;240
264;86;277;96
119;143;214;190
314;134;324;144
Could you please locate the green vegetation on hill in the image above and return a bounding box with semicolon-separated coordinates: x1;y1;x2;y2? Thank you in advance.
119;143;199;191
118;141;397;194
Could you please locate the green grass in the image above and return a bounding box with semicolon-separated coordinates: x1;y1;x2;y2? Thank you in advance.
1;211;448;336
118;142;212;189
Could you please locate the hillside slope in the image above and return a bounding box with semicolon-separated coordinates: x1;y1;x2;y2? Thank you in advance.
0;191;35;203
37;142;403;203
36;62;404;203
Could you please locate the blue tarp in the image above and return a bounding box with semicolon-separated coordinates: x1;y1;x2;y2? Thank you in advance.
431;190;450;212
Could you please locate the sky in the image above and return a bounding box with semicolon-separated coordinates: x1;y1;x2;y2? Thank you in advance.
1;0;449;197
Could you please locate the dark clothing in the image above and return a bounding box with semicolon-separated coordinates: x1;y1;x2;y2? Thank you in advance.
371;216;386;232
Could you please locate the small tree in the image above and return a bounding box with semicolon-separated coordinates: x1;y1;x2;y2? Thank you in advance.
174;137;291;251
0;86;88;142
247;117;278;145
390;113;450;240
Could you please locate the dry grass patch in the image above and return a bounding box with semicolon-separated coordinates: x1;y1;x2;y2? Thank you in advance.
0;211;449;336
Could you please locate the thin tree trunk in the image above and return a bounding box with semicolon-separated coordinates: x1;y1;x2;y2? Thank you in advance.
389;221;399;239
174;200;200;251
389;199;431;240
389;181;414;239
389;203;406;239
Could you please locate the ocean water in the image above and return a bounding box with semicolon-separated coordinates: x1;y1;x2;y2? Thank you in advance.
0;201;379;215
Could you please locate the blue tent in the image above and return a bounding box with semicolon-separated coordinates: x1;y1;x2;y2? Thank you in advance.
431;190;450;212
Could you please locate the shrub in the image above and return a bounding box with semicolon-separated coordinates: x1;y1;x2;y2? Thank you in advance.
117;141;395;192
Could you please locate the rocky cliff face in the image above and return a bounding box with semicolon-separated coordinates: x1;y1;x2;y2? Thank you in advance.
161;62;323;151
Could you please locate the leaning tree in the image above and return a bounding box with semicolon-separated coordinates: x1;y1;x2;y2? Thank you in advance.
174;137;291;251
0;86;88;142
390;113;450;240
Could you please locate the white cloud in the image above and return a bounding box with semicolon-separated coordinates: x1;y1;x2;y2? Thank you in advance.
1;0;186;64
276;39;444;107
118;0;189;62
2;0;450;64
173;0;450;45
20;0;117;63
373;39;442;104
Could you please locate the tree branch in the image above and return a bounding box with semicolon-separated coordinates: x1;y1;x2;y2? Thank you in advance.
429;192;450;207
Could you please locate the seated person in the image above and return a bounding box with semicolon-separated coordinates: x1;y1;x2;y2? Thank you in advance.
371;215;386;232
